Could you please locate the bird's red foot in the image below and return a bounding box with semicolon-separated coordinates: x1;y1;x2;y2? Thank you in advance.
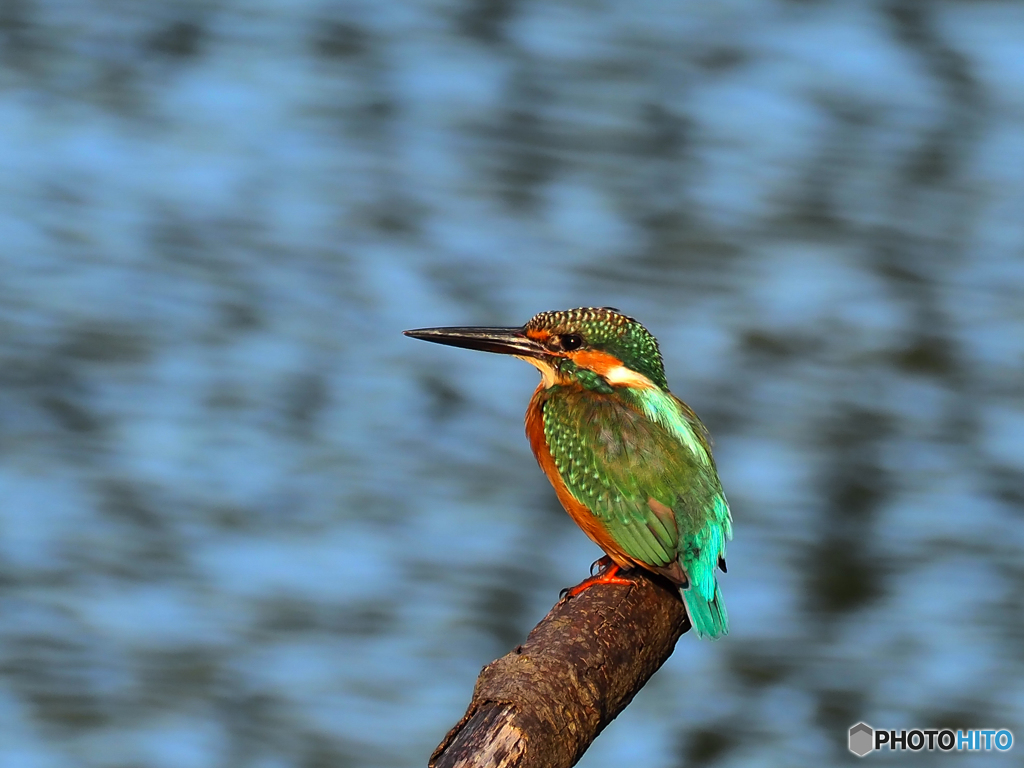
560;560;634;600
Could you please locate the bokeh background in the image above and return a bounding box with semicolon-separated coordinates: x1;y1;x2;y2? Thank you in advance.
2;1;1023;766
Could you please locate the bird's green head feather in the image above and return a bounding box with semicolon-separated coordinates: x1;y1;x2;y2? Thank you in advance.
522;307;668;392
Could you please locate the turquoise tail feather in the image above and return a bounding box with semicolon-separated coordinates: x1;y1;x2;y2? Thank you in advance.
683;581;728;640
680;499;731;640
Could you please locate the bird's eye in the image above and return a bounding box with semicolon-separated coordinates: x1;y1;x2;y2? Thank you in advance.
559;334;584;351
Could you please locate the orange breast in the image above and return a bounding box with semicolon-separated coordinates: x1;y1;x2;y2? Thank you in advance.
524;388;632;568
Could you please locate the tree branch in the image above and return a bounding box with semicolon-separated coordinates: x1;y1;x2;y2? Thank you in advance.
429;569;690;768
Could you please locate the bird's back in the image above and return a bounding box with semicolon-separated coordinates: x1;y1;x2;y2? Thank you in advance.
527;384;732;638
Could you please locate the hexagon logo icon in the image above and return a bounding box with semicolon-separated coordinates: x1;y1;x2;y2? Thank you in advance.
849;722;874;757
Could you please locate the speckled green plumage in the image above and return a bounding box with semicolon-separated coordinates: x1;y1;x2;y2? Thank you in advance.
533;314;733;639
542;386;731;638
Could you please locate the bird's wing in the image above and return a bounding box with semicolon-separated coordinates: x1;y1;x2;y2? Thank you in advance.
542;389;732;591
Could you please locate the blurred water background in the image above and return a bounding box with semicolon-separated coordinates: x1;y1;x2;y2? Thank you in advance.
1;1;1023;766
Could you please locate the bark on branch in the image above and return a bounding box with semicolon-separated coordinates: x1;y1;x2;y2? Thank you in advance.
429;568;691;768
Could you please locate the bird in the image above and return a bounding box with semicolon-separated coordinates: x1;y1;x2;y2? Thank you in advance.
404;307;732;639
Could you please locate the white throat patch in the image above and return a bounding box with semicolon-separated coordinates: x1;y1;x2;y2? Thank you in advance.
516;356;559;388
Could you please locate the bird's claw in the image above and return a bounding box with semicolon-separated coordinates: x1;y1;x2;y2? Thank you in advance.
561;562;633;600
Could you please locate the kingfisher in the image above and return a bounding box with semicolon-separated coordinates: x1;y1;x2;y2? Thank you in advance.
404;307;732;639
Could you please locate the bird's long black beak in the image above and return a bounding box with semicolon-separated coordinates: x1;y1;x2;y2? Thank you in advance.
403;326;547;358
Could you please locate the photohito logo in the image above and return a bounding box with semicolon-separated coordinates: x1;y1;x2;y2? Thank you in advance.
848;723;1014;757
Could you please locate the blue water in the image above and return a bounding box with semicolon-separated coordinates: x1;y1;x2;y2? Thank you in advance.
1;2;1023;766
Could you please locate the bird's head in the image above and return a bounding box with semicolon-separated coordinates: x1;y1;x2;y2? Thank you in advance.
405;307;667;393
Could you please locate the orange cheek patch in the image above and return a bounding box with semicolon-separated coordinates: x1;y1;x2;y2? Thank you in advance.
571;350;624;376
570;350;656;389
526;328;552;342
